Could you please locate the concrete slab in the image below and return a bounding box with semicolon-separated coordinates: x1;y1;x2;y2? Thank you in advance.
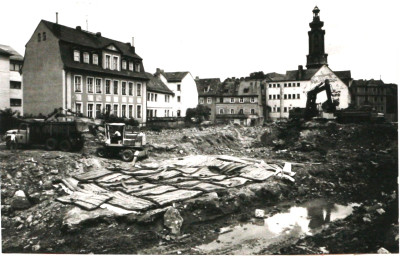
108;191;154;211
145;189;203;206
132;185;177;196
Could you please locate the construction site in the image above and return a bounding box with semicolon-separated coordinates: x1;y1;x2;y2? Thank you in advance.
0;114;398;254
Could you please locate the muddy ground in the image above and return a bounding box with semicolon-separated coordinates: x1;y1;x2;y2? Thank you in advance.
1;121;398;254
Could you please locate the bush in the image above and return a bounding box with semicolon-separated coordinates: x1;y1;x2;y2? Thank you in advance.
185;105;211;123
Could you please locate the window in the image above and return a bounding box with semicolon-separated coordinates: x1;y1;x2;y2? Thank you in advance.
96;104;102;117
219;97;223;103
95;78;102;93
269;95;272;100
269;84;272;88
177;96;181;102
38;33;41;42
177;84;181;91
121;105;126;118
284;94;287;99
177;110;181;117
154;110;157;117
105;80;111;94
105;104;111;115
75;103;82;114
273;84;276;88
207;97;212;104
250;97;255;103
147;92;150;101
273;95;276;100
122;60;127;70
297;94;300;99
113;104;119;116
155;94;158;102
87;104;93;118
284;107;288;112
230;98;235;103
106;55;111;69
277;94;280;99
129;62;133;71
165;95;170;102
137;83;142;96
10;81;21;89
83;52;89;63
113;80;119;94
244;88;249;93
74;76;82;92
74;50;80;62
292;94;296;99
277;84;280;87
137;105;142;118
129;105;133;118
219;109;224;114
288;94;292;99
251;109;255;114
150;93;154;101
135;63;140;72
284;83;287;87
128;82;133;95
239;109;244;114
93;54;98;65
297;83;300;87
122;82;126;95
288;83;291;87
43;32;46;41
239;97;244;103
277;107;280;112
113;56;118;70
87;77;94;93
10;98;21;106
230;109;234;114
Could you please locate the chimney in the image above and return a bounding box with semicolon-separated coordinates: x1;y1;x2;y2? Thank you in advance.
76;26;82;31
195;76;199;80
132;37;134;47
56;12;58;24
125;42;131;46
298;65;303;80
96;32;101;37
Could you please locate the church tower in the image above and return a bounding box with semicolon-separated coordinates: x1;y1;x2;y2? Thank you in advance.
306;6;328;69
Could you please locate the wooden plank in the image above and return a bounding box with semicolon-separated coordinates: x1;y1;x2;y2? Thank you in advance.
174;167;200;174
191;183;225;192
185;167;220;178
145;189;203;206
130;169;162;176
61;177;80;191
96;173;132;183
74;168;114;181
139;170;182;181
132;185;177;196
239;165;276;181
122;183;157;193
160;176;195;184
108;191;154;211
175;180;202;188
56;191;111;210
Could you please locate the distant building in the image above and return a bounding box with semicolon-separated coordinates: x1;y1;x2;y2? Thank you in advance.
265;7;352;120
0;44;23;114
145;72;174;119
155;69;198;117
195;78;221;122
23;20;148;125
349;79;398;121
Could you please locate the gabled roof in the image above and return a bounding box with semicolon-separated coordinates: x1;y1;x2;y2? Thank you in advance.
42;20;142;60
0;44;23;61
145;72;174;95
195;78;221;96
265;72;286;81
0;48;12;56
162;72;189;82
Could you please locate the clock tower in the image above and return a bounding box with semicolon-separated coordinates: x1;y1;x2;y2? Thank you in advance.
306;6;328;69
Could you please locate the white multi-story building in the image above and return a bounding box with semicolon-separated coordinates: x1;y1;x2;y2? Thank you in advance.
155;69;198;117
0;44;23;115
145;72;174;119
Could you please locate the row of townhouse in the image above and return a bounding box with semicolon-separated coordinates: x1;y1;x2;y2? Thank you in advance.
18;20;198;125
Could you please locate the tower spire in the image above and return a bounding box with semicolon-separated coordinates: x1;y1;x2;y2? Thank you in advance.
306;6;328;69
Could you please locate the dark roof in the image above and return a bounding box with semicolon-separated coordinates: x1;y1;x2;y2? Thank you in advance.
266;68;352;84
42;20;142;60
145;73;174;95
0;48;12;56
334;71;352;80
352;79;388;87
265;72;286;81
195;78;221;96
0;44;23;61
162;72;189;82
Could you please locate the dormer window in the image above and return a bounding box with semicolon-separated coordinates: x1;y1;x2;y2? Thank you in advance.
113;56;118;70
93;54;98;65
134;63;140;72
129;62;133;71
105;55;111;69
122;60;127;70
83;52;89;63
73;50;80;62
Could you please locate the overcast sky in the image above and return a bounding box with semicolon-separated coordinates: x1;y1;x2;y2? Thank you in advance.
1;0;399;84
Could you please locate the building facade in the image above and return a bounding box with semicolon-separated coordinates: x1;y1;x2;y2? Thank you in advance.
0;45;23;114
145;72;174;119
195;78;221;122
155;69;198;117
23;20;148;125
349;79;398;121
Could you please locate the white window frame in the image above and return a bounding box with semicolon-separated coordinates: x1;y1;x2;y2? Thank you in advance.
74;75;82;92
87;103;94;118
207;97;212;104
230;109;234;114
136;104;142;118
95;103;102;118
75;102;82;114
219;109;224;114
113;104;119;117
73;50;80;62
128;82;134;96
122;60;127;70
95;78;102;94
87;77;94;93
134;63;140;72
113;55;119;71
165;95;170;103
128;104;134;118
93;54;98;65
105;104;112;115
177;84;181;91
121;81;127;95
230;97;235;103
137;83;142;96
129;62;134;71
105;79;111;94
239;97;244;103
177;96;181;102
155;93;158;102
199;98;204;104
251;108;255;114
113;80;119;95
250;97;255;103
105;54;111;69
121;104;127;118
83;52;89;64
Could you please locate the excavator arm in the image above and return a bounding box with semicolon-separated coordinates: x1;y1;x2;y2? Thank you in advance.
304;79;336;120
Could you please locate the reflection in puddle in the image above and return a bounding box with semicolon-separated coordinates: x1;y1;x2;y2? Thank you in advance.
197;199;359;255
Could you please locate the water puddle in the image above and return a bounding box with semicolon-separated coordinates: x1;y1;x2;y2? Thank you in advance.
197;198;359;255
